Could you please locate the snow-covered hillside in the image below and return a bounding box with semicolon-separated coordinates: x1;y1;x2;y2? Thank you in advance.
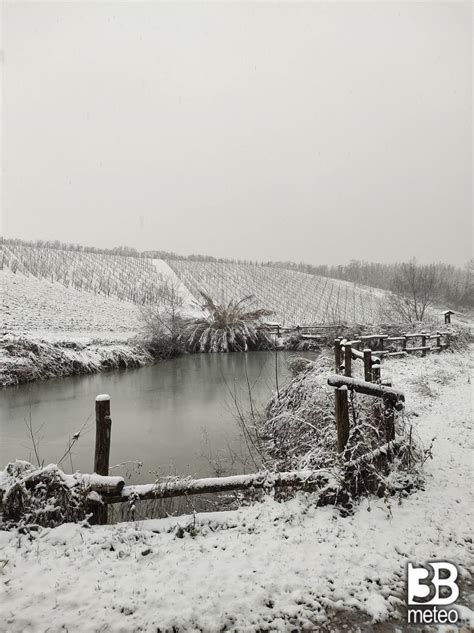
1;242;389;334
1;268;140;343
168;259;385;325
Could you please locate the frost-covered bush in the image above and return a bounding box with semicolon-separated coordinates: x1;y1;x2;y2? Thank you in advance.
262;352;336;471
181;293;274;353
139;280;187;359
0;462;91;529
283;333;321;352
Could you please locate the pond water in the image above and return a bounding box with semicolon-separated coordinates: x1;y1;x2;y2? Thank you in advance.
0;351;317;484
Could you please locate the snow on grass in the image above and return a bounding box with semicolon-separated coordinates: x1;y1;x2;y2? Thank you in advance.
1;268;141;342
0;336;153;387
0;350;472;631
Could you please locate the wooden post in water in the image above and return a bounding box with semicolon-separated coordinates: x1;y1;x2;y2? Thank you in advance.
363;349;372;382
93;394;112;525
344;343;352;378
335;387;349;453
334;339;341;374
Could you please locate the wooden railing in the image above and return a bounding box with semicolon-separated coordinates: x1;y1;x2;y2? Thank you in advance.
263;323;342;340
327;329;451;456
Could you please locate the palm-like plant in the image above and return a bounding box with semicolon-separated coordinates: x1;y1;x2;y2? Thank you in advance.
181;292;274;352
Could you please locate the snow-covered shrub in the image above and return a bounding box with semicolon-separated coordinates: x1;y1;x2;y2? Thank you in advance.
262;352;337;472
0;462;90;529
283;333;321;352
181;293;274;353
139;279;187;359
287;356;313;376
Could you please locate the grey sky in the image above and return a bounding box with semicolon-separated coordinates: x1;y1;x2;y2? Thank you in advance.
1;2;472;266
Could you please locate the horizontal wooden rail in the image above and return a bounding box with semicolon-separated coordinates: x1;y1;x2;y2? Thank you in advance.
102;470;336;504
405;345;432;353
81;474;125;494
327;374;405;407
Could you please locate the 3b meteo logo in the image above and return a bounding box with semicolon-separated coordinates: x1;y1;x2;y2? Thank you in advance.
407;561;460;625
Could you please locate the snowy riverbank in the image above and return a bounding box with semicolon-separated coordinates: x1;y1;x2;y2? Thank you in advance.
0;335;153;388
1;268;152;387
0;349;472;631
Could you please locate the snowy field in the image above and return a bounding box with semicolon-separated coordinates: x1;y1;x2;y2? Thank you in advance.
1;349;472;631
1;269;141;343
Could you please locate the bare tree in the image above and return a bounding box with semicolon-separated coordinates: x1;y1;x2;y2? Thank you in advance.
140;279;186;358
387;259;439;325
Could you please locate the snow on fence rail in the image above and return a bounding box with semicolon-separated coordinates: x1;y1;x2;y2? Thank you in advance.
102;470;336;505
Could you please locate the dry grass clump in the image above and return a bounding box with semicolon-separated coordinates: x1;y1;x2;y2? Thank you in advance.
181;292;274;353
262;352;337;471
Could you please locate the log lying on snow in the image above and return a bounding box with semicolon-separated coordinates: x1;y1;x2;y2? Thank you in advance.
327;374;405;408
103;470;336;504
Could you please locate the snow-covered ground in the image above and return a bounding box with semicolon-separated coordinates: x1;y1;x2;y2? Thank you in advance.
1;269;141;343
0;350;472;631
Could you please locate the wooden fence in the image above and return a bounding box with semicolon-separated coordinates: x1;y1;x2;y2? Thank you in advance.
327;329;451;455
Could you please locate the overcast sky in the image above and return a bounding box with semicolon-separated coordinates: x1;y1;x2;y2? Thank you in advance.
1;2;472;266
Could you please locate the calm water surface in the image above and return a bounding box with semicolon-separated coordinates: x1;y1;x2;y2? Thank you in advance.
0;352;317;483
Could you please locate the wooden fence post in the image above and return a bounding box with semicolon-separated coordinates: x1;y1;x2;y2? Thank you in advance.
344;343;352;378
335;387;349;453
436;331;441;349
421;332;427;356
334;339;341;374
402;335;407;352
363;349;372;382
383;397;395;443
93;394;112;525
372;363;381;383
